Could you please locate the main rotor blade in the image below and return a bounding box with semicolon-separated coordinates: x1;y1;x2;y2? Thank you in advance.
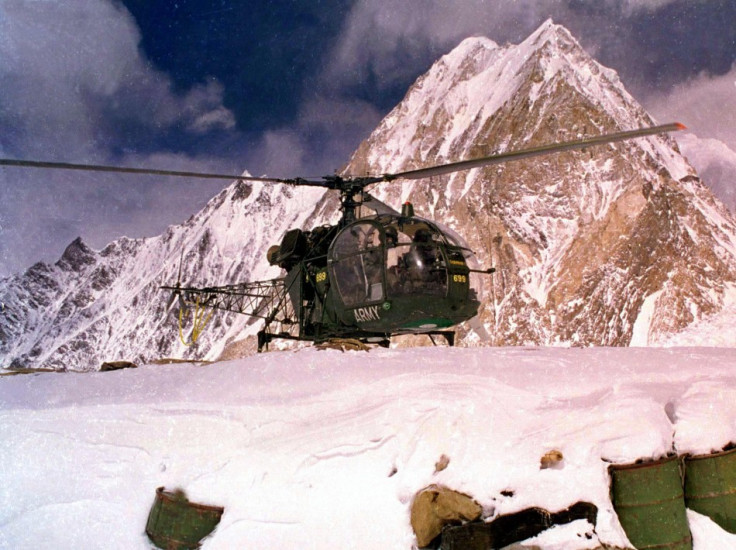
0;158;300;185
383;122;686;182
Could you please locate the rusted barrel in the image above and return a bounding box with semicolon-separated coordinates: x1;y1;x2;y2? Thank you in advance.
145;487;224;550
684;446;736;533
609;456;692;550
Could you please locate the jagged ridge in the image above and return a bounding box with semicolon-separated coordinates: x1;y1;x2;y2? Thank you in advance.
0;181;327;370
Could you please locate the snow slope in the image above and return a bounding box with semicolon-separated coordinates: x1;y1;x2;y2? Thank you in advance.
343;20;736;349
2;346;736;549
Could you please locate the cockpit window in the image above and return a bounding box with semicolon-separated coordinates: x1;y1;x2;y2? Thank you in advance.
330;217;451;309
331;222;384;306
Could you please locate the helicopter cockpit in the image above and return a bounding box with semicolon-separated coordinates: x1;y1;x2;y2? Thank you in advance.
327;213;482;333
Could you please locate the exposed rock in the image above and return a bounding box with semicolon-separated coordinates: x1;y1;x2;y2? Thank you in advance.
410;485;482;548
434;454;451;473
314;338;371;352
439;501;598;549
100;361;138;372
540;449;564;470
57;237;96;271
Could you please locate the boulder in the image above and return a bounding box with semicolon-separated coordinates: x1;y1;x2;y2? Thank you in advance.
410;485;482;548
100;361;138;371
439;501;598;550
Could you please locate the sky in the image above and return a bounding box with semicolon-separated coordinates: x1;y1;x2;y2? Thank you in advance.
1;0;735;277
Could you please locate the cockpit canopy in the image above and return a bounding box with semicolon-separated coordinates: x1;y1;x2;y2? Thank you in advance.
328;214;481;309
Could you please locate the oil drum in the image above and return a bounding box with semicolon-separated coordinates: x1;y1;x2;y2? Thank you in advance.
684;446;736;533
609;456;692;550
145;487;224;550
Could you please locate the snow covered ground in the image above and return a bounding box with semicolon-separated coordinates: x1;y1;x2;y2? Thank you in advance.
2;346;736;549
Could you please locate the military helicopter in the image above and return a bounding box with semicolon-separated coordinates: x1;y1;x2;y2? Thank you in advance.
1;122;684;351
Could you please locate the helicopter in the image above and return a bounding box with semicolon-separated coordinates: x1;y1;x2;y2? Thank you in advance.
1;122;684;352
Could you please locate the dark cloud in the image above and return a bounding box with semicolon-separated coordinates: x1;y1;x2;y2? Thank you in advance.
0;0;235;160
121;0;353;133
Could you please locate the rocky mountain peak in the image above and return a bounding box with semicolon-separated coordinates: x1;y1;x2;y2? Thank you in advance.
526;18;576;48
344;20;736;347
57;237;96;271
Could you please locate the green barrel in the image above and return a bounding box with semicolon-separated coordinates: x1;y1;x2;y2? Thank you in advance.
684;446;736;533
145;487;224;550
609;456;692;550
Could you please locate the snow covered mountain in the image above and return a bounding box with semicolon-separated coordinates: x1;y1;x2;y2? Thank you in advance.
343;19;736;348
3;19;736;370
0;181;328;371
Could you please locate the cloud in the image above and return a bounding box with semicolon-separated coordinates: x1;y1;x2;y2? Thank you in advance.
676;134;736;213
321;0;727;106
644;64;736;152
617;0;706;12
324;0;567;91
177;81;237;134
0;0;235;160
0;0;240;276
645;64;736;212
243;95;384;179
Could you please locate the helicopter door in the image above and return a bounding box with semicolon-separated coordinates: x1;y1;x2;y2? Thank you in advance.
329;222;385;307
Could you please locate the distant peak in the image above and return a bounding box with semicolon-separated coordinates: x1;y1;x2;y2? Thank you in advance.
524;19;578;49
64;236;89;254
57;236;96;270
442;35;499;64
537;17;557;31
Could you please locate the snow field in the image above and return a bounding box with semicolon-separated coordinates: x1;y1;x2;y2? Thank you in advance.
2;346;736;549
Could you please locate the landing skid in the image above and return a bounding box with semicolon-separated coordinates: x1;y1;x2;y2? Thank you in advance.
426;331;455;347
256;329;456;352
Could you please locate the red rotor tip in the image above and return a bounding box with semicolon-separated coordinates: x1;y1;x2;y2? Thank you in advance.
675;122;687;130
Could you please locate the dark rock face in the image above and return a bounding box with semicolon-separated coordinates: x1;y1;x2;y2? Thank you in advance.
438;502;598;549
100;361;138;371
57;237;96;271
